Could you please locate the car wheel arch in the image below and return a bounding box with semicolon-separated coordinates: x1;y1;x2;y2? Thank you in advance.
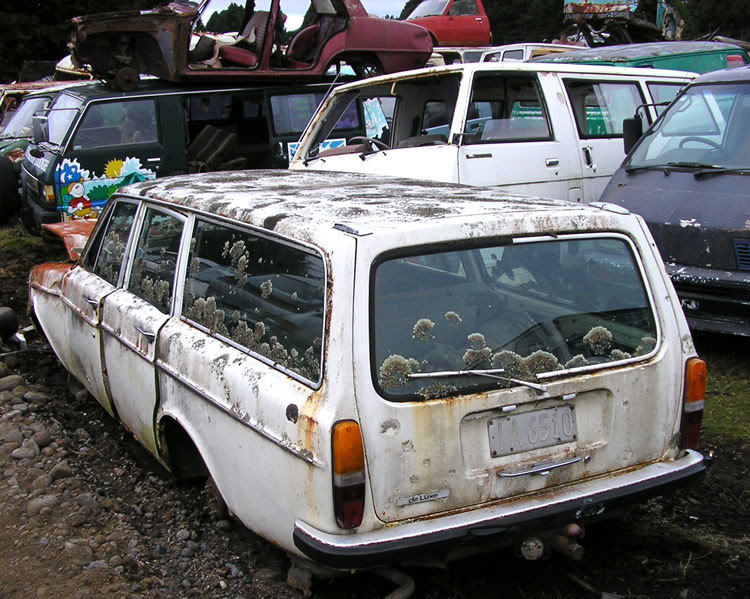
158;416;210;480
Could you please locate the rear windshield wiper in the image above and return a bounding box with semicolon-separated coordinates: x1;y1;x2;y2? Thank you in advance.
693;166;750;179
408;368;547;394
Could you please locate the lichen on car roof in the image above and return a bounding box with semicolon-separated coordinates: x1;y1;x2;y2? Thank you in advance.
123;170;620;243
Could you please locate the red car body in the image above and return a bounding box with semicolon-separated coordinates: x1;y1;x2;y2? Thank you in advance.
405;0;491;47
70;0;433;90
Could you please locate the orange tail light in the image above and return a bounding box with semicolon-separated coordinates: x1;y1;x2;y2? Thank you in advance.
680;358;706;450
332;420;365;529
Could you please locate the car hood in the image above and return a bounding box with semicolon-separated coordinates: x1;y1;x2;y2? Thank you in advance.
603;169;750;270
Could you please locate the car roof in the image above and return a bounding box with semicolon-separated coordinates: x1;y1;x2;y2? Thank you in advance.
58;79;338;102
531;41;748;64
331;60;697;92
691;64;750;84
119;170;631;249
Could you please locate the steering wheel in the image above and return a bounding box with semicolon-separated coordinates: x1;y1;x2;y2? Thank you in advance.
348;136;390;151
678;136;722;150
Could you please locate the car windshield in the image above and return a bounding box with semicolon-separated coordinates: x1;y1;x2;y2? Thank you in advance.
408;0;450;18
0;96;51;139
373;236;658;400
47;92;84;146
627;82;750;170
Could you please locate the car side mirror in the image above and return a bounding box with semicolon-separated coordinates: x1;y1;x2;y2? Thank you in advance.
622;117;643;155
32;114;49;145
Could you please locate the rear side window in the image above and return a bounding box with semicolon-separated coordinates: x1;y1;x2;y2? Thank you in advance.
85;200;138;286
564;79;647;137
182;219;325;383
463;73;551;143
372;236;657;400
127;207;185;313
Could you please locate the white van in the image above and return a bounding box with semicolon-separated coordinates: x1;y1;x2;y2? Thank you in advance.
290;63;695;204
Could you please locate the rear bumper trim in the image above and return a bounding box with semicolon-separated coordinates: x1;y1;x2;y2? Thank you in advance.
293;450;705;569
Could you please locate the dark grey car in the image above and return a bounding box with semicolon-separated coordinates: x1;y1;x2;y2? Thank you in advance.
600;65;750;336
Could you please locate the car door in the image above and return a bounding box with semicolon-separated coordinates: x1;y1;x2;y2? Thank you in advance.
58;199;139;417
457;70;584;202
58;98;161;219
560;76;652;204
100;204;186;457
446;0;489;46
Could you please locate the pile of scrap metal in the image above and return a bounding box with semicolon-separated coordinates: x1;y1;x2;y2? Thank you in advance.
563;0;684;46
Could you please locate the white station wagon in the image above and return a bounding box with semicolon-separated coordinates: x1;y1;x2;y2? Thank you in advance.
30;170;706;573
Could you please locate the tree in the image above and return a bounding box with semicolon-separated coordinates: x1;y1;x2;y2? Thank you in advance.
0;0;155;83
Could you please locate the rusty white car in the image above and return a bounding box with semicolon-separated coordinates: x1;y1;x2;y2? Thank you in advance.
30;170;705;579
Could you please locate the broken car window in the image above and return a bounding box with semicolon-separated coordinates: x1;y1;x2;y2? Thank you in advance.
182;219;325;383
373;236;658;400
127;208;185;314
87;201;138;286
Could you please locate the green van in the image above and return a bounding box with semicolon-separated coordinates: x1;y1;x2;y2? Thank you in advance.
533;41;749;75
20;79;359;232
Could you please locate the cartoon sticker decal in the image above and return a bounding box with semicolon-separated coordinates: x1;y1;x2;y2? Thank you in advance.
54;157;157;220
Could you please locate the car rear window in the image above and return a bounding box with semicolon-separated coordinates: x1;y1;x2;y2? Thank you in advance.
372;235;658;400
182;219;325;384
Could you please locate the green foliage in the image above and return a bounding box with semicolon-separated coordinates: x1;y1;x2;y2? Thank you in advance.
200;2;245;34
0;0;155;83
400;0;421;19
680;0;750;40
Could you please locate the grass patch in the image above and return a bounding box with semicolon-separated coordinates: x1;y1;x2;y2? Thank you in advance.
694;333;750;445
0;222;46;254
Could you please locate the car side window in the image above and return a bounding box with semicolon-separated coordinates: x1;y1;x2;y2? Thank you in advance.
564;79;647;138
464;73;551;143
182;219;325;383
85;201;138;286
449;0;478;16
73;100;157;150
647;82;684;116
127;207;185;313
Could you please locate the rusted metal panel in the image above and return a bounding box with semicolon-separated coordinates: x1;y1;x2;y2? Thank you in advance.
41;220;95;261
564;0;639;16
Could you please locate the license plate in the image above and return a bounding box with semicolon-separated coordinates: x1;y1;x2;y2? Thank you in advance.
488;406;577;457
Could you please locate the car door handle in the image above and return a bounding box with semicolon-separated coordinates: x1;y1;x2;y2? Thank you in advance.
83;295;99;307
498;457;582;478
475;17;483;21
545;158;559;167
582;146;594;168
134;325;156;341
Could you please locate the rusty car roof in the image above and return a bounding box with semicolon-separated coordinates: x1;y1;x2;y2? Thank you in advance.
531;41;748;64
119;170;630;246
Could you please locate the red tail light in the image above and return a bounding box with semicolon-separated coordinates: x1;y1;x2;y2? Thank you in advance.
680;358;706;450
726;54;746;68
332;420;365;529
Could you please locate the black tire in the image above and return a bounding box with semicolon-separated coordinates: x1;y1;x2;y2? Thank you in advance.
0;156;18;225
0;307;19;342
113;66;140;91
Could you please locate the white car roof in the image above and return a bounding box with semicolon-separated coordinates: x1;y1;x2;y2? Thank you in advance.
122;170;633;249
331;61;698;93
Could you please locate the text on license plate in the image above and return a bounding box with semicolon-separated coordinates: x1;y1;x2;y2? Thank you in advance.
487;406;577;457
